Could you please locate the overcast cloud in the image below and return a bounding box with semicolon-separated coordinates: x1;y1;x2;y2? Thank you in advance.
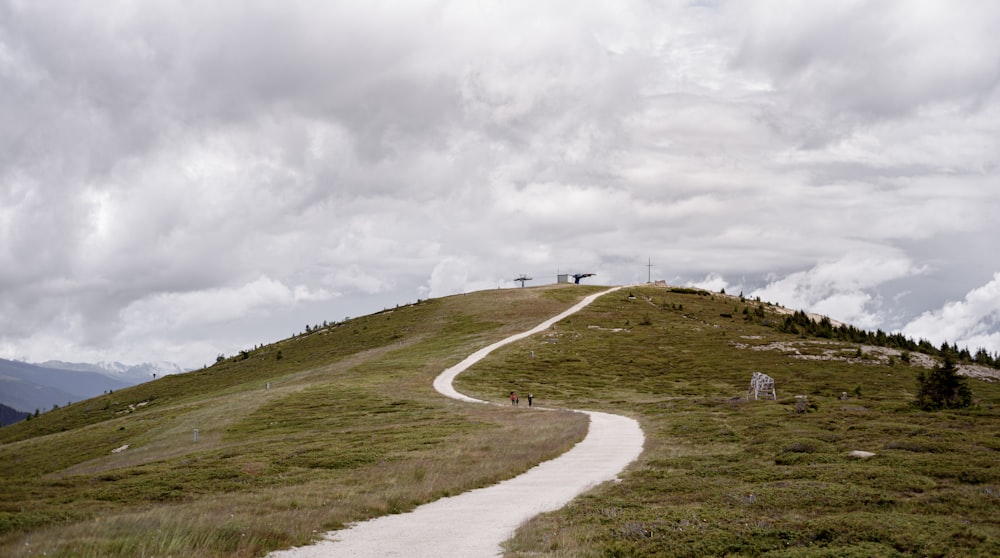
1;0;998;369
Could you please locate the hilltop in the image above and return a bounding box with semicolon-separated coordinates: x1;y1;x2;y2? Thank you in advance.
0;284;997;557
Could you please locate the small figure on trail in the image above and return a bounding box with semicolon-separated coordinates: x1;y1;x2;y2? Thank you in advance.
528;393;533;407
510;391;517;406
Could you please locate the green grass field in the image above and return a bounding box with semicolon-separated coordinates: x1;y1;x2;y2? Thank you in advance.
456;286;1000;557
0;286;593;557
1;284;997;557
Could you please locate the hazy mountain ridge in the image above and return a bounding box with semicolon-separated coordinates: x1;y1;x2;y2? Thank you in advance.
0;359;138;415
37;360;186;384
0;403;29;426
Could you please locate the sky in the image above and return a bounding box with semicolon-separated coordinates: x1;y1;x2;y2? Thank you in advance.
1;0;999;370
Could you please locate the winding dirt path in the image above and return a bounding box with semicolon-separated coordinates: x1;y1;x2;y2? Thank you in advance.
269;287;645;557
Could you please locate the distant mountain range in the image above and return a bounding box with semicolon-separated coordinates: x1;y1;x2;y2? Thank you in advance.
36;360;185;384
0;359;185;420
0;403;29;427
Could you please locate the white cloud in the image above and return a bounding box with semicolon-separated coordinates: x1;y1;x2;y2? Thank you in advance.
1;1;999;367
732;1;1000;123
749;252;924;329
119;276;334;334
902;273;1000;353
687;273;728;293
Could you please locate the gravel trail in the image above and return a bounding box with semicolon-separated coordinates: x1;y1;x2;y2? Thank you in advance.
269;287;644;557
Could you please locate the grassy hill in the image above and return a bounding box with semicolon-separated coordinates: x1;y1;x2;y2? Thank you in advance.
456;286;1000;557
0;285;596;557
1;284;997;557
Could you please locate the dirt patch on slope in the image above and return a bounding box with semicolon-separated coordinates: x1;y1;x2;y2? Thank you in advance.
733;337;999;382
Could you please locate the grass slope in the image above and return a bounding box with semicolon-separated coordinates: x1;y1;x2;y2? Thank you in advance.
0;285;597;557
453;286;1000;557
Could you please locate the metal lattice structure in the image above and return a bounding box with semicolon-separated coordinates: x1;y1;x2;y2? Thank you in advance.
746;371;777;400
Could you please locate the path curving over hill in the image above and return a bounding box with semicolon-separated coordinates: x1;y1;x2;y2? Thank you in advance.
269;287;645;558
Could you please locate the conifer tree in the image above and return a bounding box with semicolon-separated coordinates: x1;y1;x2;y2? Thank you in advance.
916;354;973;410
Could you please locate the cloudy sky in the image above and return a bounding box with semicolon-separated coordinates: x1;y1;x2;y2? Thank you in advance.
2;0;999;369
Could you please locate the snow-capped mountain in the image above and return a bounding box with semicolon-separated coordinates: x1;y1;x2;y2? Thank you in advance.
0;359;134;415
35;360;186;384
0;359;187;418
